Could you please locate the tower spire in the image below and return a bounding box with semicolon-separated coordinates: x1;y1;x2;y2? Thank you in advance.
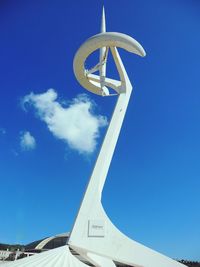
101;5;106;33
99;6;107;89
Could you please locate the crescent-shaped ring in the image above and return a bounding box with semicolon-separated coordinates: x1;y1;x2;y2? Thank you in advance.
73;32;146;95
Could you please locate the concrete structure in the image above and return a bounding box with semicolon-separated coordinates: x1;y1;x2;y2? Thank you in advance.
0;250;12;261
3;8;186;267
0;250;34;263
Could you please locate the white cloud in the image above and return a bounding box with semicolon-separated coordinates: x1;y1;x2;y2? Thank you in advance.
22;89;107;154
20;131;36;151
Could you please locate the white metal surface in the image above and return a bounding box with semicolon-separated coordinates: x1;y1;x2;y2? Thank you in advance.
2;246;88;267
69;8;186;267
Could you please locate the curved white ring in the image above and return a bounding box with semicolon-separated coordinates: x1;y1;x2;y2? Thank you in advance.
73;32;146;95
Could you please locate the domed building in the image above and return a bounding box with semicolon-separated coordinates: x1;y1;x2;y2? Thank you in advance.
25;232;70;253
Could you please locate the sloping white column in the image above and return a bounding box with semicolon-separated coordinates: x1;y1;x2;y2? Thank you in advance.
68;78;185;266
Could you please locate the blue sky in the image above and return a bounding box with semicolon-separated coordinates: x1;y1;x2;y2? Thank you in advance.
0;0;200;261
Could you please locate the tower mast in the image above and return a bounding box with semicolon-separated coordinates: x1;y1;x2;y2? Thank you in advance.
69;6;185;267
99;6;107;89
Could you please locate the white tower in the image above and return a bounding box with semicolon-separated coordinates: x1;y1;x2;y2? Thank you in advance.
68;7;186;267
3;7;187;267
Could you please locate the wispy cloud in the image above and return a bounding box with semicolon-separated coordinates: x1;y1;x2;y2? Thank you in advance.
22;89;107;154
0;128;6;135
20;131;36;151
